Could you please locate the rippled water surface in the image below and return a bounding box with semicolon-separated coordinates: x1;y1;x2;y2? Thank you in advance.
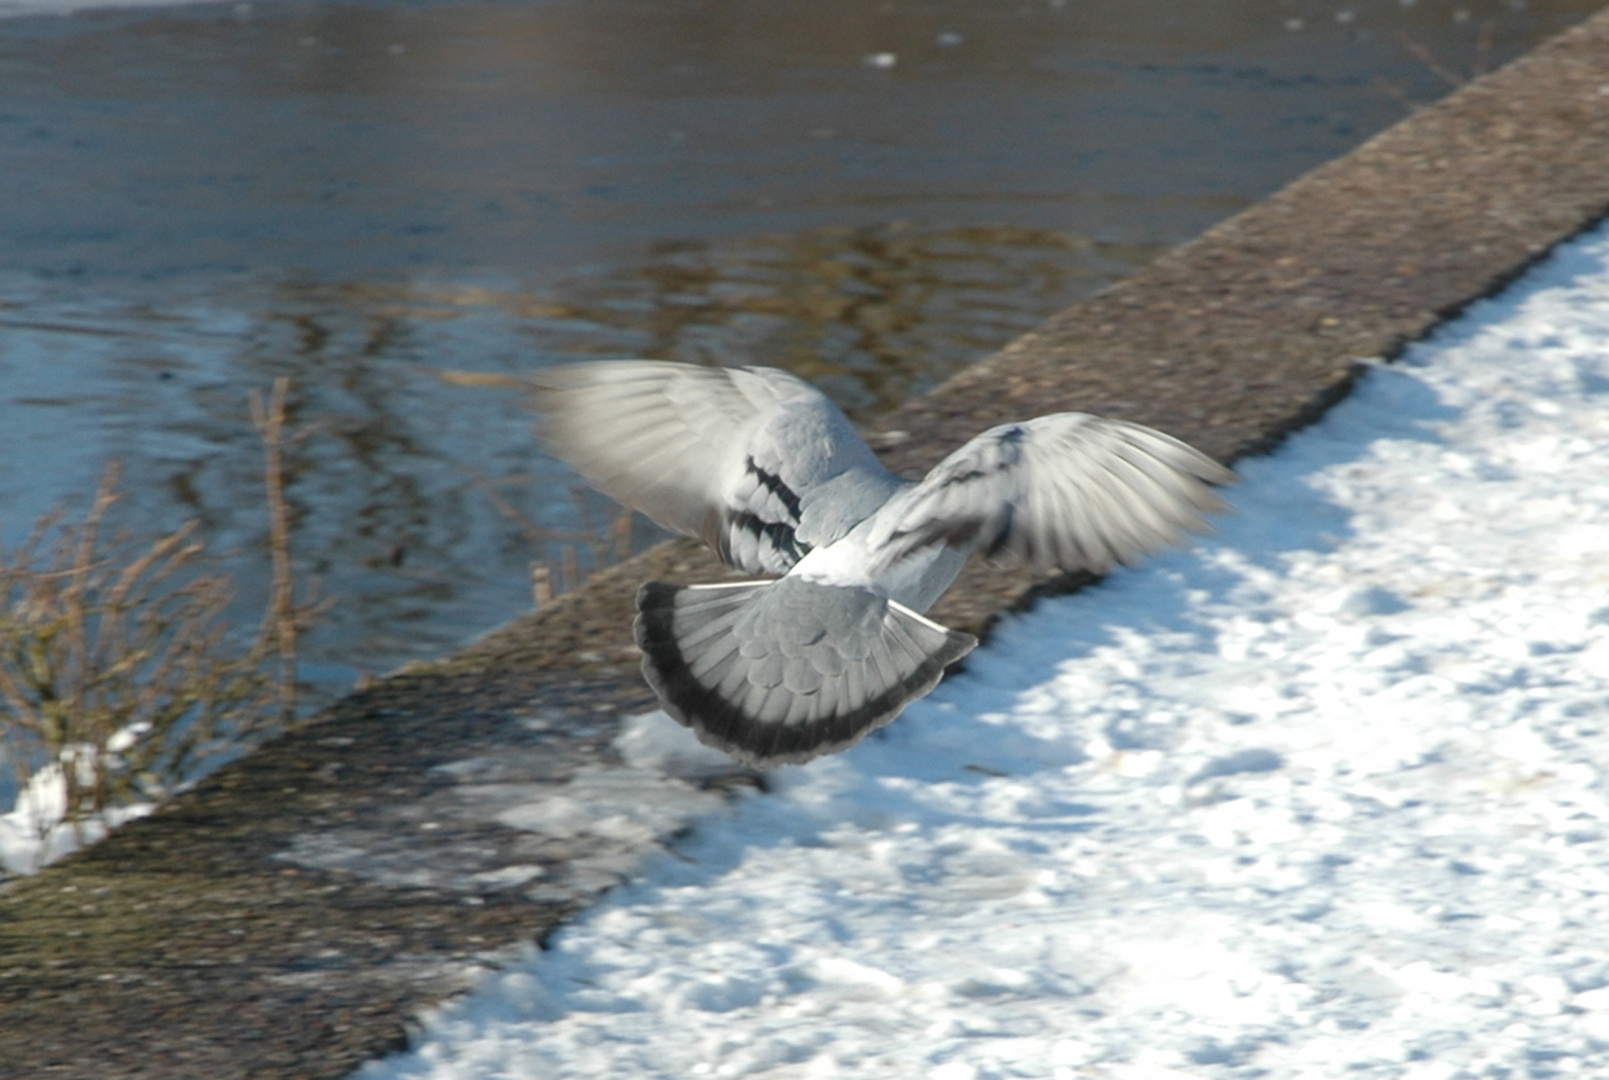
0;0;1600;689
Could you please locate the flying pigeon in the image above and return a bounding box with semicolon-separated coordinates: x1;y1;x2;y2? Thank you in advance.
531;360;1233;768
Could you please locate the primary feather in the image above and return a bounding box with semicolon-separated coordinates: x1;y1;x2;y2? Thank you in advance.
530;360;1233;766
881;413;1233;575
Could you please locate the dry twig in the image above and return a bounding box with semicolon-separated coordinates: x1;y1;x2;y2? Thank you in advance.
459;466;640;606
1392;29;1465;89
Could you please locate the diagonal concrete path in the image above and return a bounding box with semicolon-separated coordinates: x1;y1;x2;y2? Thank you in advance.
3;8;1608;1078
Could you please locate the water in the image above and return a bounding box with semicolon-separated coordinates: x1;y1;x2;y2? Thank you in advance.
0;0;1599;692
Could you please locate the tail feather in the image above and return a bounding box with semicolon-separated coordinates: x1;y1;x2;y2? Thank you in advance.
635;577;977;767
690;639;739;683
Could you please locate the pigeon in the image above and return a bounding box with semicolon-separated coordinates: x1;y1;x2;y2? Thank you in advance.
530;360;1233;768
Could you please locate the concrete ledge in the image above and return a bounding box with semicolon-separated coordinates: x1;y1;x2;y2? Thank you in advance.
4;8;1608;1078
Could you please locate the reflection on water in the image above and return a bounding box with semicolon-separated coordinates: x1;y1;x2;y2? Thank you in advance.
0;0;1601;693
407;224;1166;417
0;223;1154;686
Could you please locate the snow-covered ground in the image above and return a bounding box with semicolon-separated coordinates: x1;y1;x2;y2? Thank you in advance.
356;217;1609;1080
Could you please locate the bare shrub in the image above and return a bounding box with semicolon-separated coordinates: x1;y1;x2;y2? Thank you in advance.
0;378;322;860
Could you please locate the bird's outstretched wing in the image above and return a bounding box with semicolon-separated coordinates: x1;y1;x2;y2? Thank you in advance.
530;361;900;575
883;413;1235;575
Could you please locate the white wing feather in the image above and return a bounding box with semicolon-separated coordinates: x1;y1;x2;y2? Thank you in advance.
885;413;1235;575
530;361;900;575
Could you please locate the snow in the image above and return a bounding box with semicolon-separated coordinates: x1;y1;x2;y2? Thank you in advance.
354;216;1609;1080
0;757;152;874
614;709;748;779
274;746;731;905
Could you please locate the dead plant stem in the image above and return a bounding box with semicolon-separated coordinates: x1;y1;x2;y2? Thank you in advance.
251;377;298;724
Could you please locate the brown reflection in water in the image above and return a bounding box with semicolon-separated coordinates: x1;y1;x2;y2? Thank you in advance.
397;223;1164;420
131;222;1150;672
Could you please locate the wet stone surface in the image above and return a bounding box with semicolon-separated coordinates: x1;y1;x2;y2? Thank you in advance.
0;661;757;1079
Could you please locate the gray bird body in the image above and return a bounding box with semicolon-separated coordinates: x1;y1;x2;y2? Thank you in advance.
531;360;1233;767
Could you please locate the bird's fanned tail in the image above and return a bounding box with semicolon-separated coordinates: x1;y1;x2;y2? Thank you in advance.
635;578;977;767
